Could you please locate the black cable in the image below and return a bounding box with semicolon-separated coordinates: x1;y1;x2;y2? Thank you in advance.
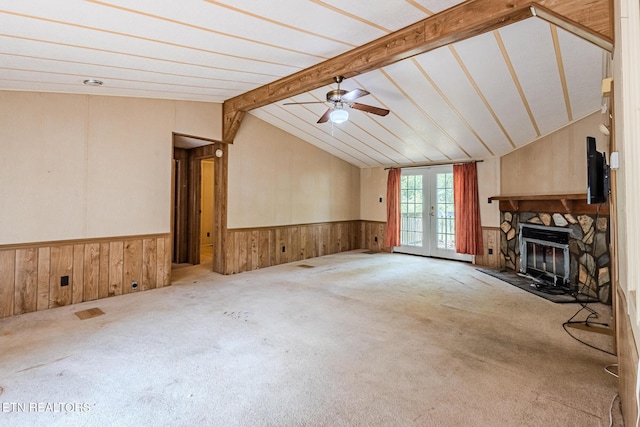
562;321;616;356
561;295;616;356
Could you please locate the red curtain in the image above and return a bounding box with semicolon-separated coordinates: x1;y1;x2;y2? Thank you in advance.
384;168;401;248
453;162;483;255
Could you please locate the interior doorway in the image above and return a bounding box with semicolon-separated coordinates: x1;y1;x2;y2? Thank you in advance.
171;134;220;268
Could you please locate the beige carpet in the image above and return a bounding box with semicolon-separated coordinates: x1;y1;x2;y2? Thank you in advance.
0;250;621;426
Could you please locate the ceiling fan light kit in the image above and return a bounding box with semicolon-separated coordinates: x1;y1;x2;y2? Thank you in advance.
284;76;390;124
329;108;349;124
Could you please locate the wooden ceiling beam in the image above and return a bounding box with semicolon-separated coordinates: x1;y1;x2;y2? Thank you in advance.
222;0;612;143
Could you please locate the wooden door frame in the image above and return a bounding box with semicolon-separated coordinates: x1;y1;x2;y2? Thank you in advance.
172;148;189;264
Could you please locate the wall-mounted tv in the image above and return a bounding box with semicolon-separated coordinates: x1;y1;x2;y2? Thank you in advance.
586;136;609;204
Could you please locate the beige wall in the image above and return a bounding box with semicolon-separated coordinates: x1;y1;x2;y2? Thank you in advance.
227;114;360;228
360;167;388;222
477;157;501;227
0;91;221;245
500;111;605;196
174;100;221;138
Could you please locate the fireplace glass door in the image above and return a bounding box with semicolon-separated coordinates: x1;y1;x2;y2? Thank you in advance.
526;243;567;279
396;166;471;262
519;224;571;285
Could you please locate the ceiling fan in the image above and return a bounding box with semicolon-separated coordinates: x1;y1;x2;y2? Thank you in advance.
283;76;390;124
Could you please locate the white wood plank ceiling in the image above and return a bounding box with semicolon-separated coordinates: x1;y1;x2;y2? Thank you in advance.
0;0;607;168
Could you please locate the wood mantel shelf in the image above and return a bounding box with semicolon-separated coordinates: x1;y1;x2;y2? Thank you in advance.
489;193;609;215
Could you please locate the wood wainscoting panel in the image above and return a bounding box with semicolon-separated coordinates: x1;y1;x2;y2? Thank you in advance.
235;231;250;273
49;245;74;308
108;241;124;297
300;226;313;260
249;230;259;270
275;227;289;265
0;234;171;319
98;242;110;299
142;238;157;291
332;223;343;254
72;244;85;305
290;226;300;262
0;250;16;318
360;221;386;252
474;227;502;269
123;239;142;295
224;233;235;274
617;288;639;425
319;224;331;257
154;238;164;289
14;248;38;315
83;243;100;302
37;247;50;311
155;236;170;288
258;229;273;269
225;221;364;274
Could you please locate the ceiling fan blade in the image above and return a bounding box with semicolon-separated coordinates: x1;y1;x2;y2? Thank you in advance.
351;103;390;116
341;88;369;102
283;101;325;105
317;109;332;123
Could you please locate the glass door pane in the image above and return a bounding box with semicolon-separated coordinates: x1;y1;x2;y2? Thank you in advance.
400;174;423;248
435;171;455;250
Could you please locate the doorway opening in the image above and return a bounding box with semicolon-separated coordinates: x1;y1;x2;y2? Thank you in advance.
172;133;223;271
395;166;471;262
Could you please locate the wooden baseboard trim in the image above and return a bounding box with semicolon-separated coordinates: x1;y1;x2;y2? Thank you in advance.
228;219;383;233
0;233;170;251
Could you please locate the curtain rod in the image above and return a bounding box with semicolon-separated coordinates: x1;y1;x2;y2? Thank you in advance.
384;160;483;170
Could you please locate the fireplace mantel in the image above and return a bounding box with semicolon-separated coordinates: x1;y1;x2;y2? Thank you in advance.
489;193;609;215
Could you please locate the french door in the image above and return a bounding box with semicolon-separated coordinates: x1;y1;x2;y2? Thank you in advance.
396;166;471;262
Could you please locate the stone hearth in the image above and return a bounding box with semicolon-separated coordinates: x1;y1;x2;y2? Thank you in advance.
500;211;611;303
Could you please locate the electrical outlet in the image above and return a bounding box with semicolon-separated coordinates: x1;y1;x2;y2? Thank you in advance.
60;276;69;287
488;248;493;255
207;232;210;237
374;236;378;242
281;246;285;253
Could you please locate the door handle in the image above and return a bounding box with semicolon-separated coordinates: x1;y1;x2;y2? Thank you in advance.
430;206;435;216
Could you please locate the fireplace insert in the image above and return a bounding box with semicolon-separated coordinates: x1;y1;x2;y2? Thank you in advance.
519;224;571;287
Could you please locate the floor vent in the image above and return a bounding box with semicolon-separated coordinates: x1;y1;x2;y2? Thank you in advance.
362;250;379;254
297;264;315;269
75;307;105;320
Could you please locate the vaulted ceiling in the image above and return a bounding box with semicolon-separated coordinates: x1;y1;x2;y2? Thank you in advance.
0;0;611;168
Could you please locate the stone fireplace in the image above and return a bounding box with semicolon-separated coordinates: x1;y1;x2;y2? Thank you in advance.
495;197;611;304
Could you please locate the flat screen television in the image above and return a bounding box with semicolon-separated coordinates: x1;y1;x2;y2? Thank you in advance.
586;136;609;204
